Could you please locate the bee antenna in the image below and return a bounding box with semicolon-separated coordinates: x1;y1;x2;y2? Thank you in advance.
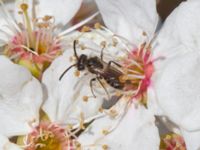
59;64;77;81
73;40;79;60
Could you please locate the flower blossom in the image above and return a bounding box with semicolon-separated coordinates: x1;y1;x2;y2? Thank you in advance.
0;0;98;79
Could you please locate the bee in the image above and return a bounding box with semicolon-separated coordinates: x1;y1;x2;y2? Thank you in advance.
59;40;125;98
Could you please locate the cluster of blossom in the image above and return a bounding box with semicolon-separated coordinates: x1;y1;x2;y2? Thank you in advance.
0;0;199;150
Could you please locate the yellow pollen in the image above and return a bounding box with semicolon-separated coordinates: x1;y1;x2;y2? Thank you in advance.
94;23;101;29
43;15;53;21
34;132;62;150
74;70;80;77
109;109;118;118
119;75;128;83
142;31;147;36
37;22;49;28
75;142;81;149
99;107;104;113
82;96;89;102
20;3;28;11
81;26;90;32
102;129;109;135
102;144;109;150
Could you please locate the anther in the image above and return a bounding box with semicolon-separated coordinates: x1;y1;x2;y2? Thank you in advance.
43;15;53;21
142;31;147;36
109;109;118;118
102;129;109;135
20;3;28;11
119;75;128;83
100;41;106;48
94;23;102;29
74;70;80;77
112;37;118;47
75;142;81;149
99;107;104;113
81;26;90;32
82;96;89;102
102;144;109;150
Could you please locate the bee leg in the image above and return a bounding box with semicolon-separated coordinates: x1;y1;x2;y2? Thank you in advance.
96;77;111;100
90;78;97;98
108;61;122;68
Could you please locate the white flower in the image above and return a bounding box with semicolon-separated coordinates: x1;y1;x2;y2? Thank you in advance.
0;56;42;149
147;0;200;149
0;0;98;79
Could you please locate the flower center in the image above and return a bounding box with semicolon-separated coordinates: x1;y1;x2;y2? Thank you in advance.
120;43;154;104
25;122;77;150
3;3;62;78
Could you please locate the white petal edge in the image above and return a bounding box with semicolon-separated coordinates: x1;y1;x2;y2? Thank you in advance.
95;0;159;46
0;56;43;136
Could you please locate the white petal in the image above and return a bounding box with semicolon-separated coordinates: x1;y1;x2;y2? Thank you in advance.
0;1;16;47
147;86;164;116
16;0;82;25
95;0;158;45
153;0;200;59
153;51;200;131
0;56;31;97
0;56;43;136
42;49;104;125
0;135;22;150
78;101;160;150
181;129;200;150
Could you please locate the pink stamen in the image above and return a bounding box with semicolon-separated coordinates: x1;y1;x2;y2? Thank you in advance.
121;44;154;100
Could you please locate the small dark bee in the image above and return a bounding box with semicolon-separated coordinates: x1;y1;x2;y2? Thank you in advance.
59;40;124;98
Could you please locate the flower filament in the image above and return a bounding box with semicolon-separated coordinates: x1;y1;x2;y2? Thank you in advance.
25;122;78;150
3;3;62;78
